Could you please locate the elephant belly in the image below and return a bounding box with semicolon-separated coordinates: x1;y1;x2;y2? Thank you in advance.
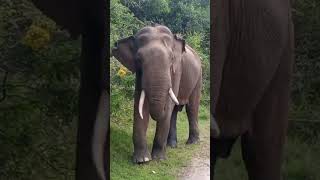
177;47;202;105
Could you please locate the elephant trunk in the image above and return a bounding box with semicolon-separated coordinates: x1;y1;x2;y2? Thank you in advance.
138;88;178;119
140;73;171;120
147;87;169;120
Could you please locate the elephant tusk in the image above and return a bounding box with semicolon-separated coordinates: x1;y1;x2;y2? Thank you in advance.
169;88;179;105
92;90;108;180
139;90;146;119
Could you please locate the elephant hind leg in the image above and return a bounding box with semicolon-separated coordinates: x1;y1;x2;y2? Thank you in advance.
186;78;202;144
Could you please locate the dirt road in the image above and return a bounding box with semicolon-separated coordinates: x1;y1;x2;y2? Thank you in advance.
178;125;210;180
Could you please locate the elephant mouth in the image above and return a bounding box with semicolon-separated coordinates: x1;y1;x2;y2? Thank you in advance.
138;89;179;120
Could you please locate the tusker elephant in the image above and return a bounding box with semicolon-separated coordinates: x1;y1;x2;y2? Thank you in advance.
31;0;109;180
112;24;202;163
211;0;294;180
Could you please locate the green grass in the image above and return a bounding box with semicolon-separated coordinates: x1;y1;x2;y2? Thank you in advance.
215;131;320;180
110;103;210;180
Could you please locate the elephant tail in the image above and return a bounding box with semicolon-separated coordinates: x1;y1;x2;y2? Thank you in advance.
92;91;109;180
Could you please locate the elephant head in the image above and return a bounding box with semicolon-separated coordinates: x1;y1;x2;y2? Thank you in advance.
112;25;185;120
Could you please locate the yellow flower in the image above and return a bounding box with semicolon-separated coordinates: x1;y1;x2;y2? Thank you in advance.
117;66;128;78
22;24;50;50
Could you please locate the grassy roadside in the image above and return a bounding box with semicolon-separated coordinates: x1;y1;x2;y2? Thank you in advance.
110;103;210;180
215;128;320;180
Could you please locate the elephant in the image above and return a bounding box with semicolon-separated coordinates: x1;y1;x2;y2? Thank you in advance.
211;0;294;180
112;24;202;163
31;0;109;179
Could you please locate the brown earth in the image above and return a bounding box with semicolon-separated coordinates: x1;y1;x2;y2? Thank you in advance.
177;125;210;180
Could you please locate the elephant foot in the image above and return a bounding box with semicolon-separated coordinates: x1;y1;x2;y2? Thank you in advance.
132;151;151;164
151;148;166;160
186;136;199;145
167;139;177;148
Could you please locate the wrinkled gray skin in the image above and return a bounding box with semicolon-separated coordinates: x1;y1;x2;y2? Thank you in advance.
211;0;294;179
112;25;202;163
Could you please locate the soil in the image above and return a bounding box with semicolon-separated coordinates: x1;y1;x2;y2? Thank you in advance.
177;126;210;180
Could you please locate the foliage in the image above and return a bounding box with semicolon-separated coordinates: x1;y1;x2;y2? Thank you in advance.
110;0;144;48
121;0;209;33
0;0;80;179
110;0;142;119
291;0;320;118
22;24;51;50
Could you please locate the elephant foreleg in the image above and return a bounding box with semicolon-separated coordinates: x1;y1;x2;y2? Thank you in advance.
151;105;172;160
167;105;183;148
132;90;151;163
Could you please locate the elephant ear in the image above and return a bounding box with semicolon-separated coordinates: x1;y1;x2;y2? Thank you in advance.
111;36;136;73
171;34;186;73
31;0;82;37
173;34;186;54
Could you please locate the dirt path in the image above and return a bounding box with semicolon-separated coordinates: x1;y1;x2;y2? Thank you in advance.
177;126;210;180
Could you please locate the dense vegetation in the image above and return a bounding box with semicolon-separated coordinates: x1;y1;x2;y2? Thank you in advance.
290;0;320;120
0;0;80;179
0;0;318;179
